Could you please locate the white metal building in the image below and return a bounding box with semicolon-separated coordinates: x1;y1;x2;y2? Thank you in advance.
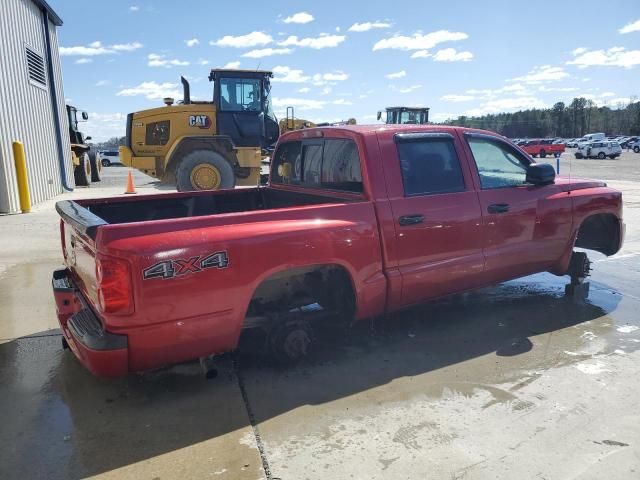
0;0;73;214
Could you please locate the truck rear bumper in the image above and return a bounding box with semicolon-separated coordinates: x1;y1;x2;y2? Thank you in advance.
52;269;128;377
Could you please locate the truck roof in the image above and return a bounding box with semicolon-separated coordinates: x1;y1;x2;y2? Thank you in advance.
279;124;486;141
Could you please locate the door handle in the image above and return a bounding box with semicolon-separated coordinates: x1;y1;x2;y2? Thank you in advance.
398;214;425;226
487;203;510;214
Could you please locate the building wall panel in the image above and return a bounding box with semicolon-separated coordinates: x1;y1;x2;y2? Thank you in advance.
0;0;70;213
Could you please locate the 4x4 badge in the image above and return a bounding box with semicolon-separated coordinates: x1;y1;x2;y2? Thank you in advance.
143;251;229;280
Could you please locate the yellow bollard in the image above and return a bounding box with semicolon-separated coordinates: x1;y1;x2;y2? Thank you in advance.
12;141;31;213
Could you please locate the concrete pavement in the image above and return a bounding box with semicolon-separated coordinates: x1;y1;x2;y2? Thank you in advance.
1;159;639;480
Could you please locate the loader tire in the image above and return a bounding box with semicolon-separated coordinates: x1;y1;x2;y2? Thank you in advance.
175;150;235;191
74;153;91;187
89;151;102;182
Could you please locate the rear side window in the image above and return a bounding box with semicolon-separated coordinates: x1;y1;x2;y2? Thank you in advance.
271;139;363;193
321;140;362;192
396;136;465;196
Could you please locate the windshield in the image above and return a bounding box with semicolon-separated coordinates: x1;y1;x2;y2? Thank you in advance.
219;77;262;112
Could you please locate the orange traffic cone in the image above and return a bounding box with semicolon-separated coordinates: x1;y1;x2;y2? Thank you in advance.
124;170;137;194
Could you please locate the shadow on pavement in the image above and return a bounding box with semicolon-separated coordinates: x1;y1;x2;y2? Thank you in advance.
0;278;625;479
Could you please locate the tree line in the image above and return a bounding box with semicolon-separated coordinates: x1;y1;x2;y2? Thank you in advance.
442;98;640;138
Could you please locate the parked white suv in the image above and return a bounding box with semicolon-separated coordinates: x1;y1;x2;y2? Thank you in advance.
629;140;640;153
575;141;622;159
98;150;120;166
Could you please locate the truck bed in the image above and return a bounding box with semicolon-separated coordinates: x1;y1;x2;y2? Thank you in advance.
60;187;354;227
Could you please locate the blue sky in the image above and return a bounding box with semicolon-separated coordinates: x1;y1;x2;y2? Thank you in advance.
52;0;640;141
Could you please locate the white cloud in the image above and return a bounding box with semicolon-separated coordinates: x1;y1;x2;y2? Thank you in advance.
185;38;200;47
348;21;391;32
242;48;293;58
272;66;311;83
567;47;640;68
117;81;181;100
538;85;577;92
619;19;640;34
95;80;111;87
392;85;422;94
572;47;587;55
60;41;143;56
321;86;332;95
211;31;273;48
85;112;127;141
129;5;139;11
410;50;431;59
273;97;327;110
464;97;546;116
147;53;189;68
75;58;92;64
600;91;616;97
433;48;473;62
298;87;310;93
333;98;352;105
318;71;349;81
373;30;468;51
510;65;569;84
441;94;475;102
283;12;314;24
198;59;209;66
222;61;241;69
279;34;345;49
605;97;633;106
385;70;406;79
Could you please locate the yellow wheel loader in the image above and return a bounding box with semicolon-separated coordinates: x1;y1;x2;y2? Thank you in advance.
119;69;279;191
67;105;101;186
377;106;430;125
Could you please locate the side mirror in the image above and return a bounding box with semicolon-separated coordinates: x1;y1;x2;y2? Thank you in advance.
526;163;555;185
377;111;382;121
81;111;89;120
85;136;92;141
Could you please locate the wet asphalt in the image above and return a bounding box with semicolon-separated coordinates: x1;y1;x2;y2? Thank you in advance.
1;151;639;479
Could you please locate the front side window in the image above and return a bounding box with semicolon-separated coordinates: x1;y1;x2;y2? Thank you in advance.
467;137;529;189
396;137;465;196
219;78;262;112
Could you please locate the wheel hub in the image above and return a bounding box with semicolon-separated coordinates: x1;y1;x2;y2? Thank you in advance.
190;163;221;190
282;328;310;359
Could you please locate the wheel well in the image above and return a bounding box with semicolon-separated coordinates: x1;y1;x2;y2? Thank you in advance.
164;137;236;181
575;213;621;256
246;265;356;320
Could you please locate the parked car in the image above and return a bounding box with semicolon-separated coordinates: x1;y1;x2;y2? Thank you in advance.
98;150;120;167
629;140;640;153
566;139;580;148
576;141;622;159
52;125;624;377
521;139;565;158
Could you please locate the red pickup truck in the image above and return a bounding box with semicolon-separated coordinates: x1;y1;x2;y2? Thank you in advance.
520;139;565;158
52;126;624;377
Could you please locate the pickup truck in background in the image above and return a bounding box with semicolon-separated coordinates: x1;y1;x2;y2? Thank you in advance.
520;139;566;158
52;125;624;377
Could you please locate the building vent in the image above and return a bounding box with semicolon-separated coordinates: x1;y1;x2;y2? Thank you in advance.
25;46;46;87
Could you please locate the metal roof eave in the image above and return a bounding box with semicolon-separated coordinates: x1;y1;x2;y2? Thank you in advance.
32;0;63;26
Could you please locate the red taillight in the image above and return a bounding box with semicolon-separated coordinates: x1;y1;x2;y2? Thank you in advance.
96;254;133;315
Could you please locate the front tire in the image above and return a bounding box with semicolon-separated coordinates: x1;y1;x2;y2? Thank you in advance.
634;146;640;153
89;151;102;182
539;149;546;158
74;153;91;186
101;158;111;167
175;150;235;191
597;152;606;159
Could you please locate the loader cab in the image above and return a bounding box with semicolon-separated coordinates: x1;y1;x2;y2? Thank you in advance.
209;69;279;149
378;107;430;125
66;105;91;145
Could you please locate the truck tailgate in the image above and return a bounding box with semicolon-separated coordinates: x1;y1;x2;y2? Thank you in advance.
56;200;107;311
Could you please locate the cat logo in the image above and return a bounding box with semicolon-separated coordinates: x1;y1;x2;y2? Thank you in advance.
188;115;211;129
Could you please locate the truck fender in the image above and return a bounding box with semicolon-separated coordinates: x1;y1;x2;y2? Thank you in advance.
241;262;360;323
